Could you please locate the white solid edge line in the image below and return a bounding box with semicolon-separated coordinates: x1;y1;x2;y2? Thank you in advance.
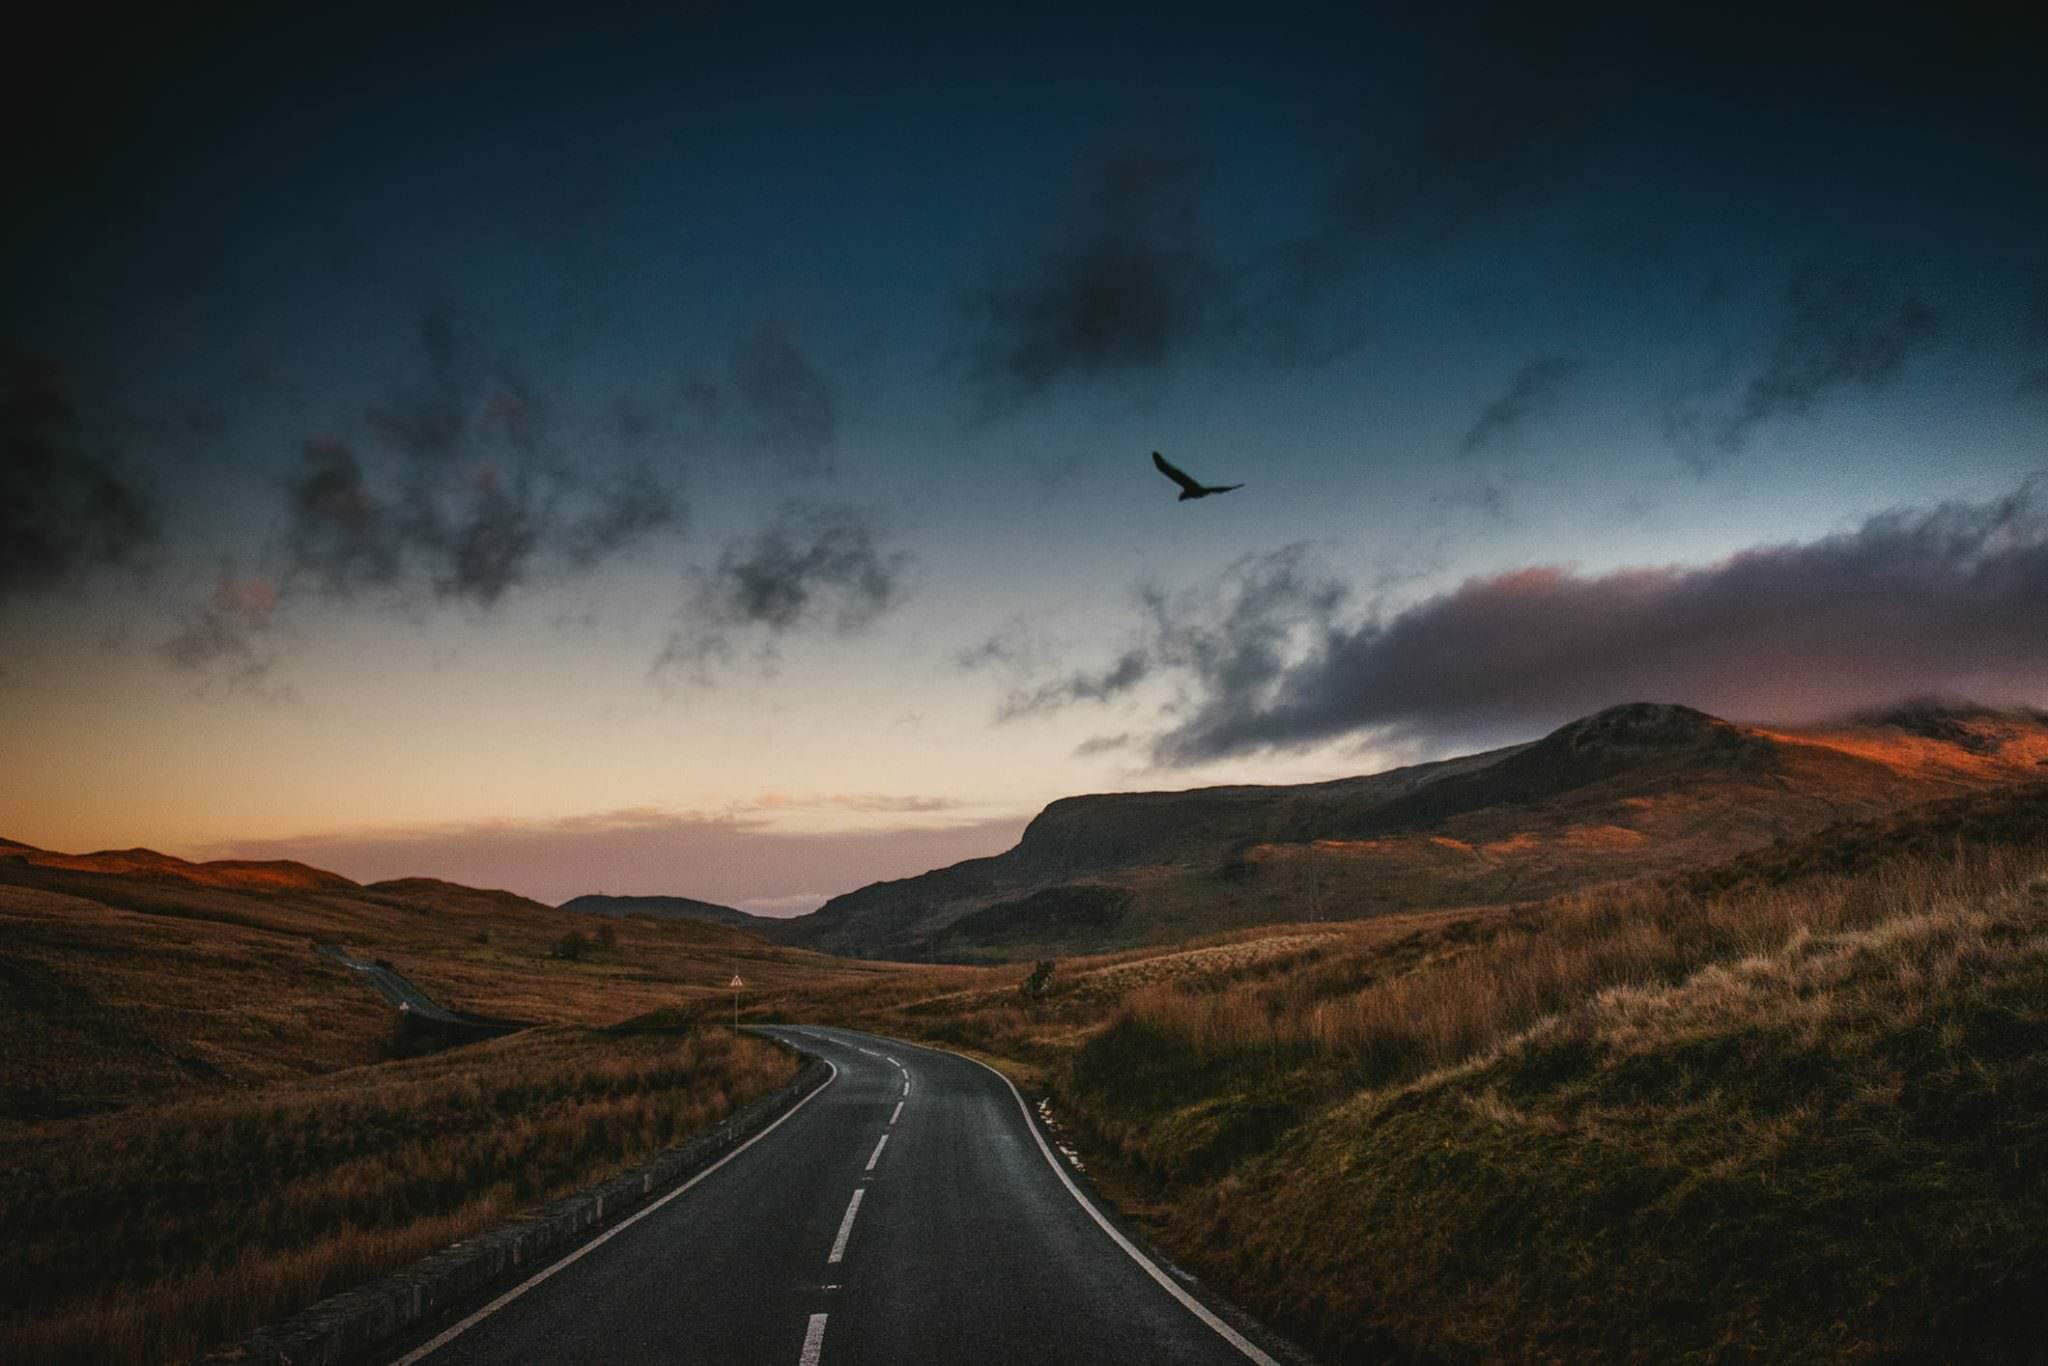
826;1187;865;1264
918;1037;1280;1366
798;1312;828;1366
388;1058;840;1366
864;1133;889;1172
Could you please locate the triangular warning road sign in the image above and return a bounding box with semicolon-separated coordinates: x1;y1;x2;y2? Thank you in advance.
729;974;745;989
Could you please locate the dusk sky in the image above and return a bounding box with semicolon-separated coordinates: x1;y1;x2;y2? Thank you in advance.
6;6;2046;911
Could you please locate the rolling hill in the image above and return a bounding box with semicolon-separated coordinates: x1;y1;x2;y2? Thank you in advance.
779;701;2048;961
0;840;895;1123
558;892;783;934
0;841;356;892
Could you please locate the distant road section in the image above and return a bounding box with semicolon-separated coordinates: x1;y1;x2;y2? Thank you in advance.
385;1026;1291;1365
317;944;468;1022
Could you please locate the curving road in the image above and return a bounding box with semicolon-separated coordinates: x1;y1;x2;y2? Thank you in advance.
383;1026;1291;1365
318;945;466;1023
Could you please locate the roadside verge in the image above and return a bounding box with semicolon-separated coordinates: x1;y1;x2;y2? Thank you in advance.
219;1045;831;1366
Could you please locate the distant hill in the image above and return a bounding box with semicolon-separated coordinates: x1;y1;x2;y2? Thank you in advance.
780;701;2048;962
558;892;786;935
0;836;870;1120
0;841;356;892
365;877;560;918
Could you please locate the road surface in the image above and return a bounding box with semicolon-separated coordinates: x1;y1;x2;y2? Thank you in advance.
385;1025;1288;1365
318;945;466;1022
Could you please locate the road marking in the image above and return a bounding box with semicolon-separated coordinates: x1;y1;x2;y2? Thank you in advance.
826;1188;864;1264
867;1033;1283;1366
889;1101;903;1125
865;1134;889;1172
387;1061;839;1366
885;1055;900;1065
798;1312;828;1366
902;1079;910;1096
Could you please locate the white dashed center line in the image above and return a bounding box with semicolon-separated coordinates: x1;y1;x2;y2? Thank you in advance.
890;1101;903;1126
864;1134;888;1172
902;1079;910;1097
827;1188;864;1264
797;1312;828;1366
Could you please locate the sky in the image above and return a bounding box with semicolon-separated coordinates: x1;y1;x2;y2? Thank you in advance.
6;4;2047;911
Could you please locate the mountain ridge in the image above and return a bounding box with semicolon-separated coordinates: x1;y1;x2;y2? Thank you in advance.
775;701;2048;961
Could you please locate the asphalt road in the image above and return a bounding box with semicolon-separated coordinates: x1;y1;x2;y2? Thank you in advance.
386;1025;1286;1366
318;945;465;1022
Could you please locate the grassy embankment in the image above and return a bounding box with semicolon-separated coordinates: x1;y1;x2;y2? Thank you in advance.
0;860;931;1365
0;1023;795;1365
792;787;2048;1362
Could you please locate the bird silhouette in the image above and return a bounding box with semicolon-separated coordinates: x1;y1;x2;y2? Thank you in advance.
1152;451;1244;501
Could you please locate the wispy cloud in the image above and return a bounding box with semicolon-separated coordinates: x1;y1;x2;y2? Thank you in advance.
157;566;293;698
993;544;1350;751
732;324;838;476
1459;355;1581;456
752;791;966;815
1666;268;1940;465
659;500;912;673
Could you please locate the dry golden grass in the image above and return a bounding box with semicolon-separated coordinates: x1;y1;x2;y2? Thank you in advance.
0;885;392;1121
0;859;906;1124
0;1024;795;1365
0;855;939;1366
1166;855;2048;1362
789;786;2048;1360
1112;848;2047;1084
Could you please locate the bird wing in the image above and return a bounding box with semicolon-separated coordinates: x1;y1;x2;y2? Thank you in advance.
1207;483;1245;495
1152;451;1204;495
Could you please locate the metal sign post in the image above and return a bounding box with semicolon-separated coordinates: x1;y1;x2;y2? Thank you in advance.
729;971;744;1034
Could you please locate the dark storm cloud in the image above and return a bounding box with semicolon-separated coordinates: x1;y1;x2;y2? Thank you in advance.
1019;479;2048;763
963;152;1227;408
425;469;539;608
274;311;688;614
732;325;837;475
0;349;160;598
284;438;402;594
1459;356;1581;456
658;501;912;671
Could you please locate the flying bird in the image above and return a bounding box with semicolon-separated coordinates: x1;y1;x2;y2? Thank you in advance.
1152;451;1244;501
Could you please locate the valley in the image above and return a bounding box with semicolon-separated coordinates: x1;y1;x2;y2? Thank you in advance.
6;701;2048;1362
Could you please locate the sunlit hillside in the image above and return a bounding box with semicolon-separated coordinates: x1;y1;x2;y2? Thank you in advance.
787;784;2048;1361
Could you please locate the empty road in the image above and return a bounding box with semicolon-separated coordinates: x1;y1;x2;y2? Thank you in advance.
385;1025;1286;1365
